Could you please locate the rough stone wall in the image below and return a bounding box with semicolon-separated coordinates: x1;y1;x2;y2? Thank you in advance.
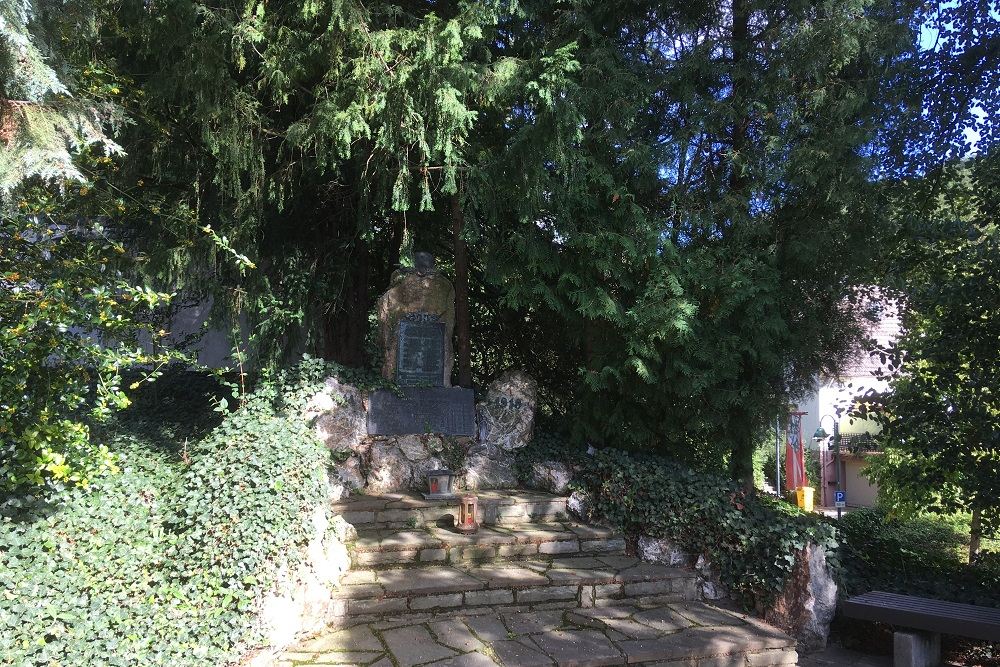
763;543;837;650
245;508;354;666
365;434;472;495
304;377;368;500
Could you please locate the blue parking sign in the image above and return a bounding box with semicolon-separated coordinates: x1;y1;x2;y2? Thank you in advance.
835;491;846;508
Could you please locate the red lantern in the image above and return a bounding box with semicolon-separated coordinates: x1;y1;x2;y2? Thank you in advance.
456;494;479;534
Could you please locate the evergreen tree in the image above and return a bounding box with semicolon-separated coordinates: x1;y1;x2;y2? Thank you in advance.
0;0;121;199
469;0;915;485
8;0;958;489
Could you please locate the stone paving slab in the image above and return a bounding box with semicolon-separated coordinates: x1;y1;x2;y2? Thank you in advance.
466;564;553;588
351;524;599;551
333;555;700;616
378;568;487;596
280;602;797;667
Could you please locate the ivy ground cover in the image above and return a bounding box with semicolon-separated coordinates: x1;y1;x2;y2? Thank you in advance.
0;361;341;666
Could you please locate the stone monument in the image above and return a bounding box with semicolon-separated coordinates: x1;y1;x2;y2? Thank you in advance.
306;252;539;495
376;251;454;387
367;253;476;437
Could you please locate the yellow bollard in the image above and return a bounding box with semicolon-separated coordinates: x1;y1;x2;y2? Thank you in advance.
796;486;815;512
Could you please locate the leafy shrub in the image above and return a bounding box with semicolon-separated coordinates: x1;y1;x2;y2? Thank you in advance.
0;212;180;494
838;507;1000;607
0;357;372;666
518;436;838;609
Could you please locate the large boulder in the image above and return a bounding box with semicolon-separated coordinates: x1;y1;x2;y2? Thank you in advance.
476;370;537;451
305;377;367;454
764;543;837;650
464;370;538;490
366;440;416;494
638;535;696;568
696;555;729;601
376;266;455;386
463;453;517;490
567;490;595;522
329;453;366;500
527;460;573;494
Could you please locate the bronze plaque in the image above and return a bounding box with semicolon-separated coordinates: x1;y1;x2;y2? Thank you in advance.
396;314;445;386
367;388;475;436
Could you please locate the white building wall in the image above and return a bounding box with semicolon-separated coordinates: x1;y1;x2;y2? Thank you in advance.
797;376;889;447
794;376;890;508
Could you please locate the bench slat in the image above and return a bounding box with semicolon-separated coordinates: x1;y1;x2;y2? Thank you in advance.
847;592;1000;620
843;591;1000;642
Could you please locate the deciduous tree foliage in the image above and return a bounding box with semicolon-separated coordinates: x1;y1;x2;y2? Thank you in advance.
1;3;177;493
859;157;1000;561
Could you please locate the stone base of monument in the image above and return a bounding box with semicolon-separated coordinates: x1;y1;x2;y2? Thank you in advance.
367;388;476;437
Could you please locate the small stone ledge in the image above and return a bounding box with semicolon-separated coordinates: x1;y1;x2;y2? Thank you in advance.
339;498;572;530
346;522;626;569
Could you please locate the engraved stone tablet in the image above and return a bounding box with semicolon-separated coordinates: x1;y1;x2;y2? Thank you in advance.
396;314;445;386
367;388;476;436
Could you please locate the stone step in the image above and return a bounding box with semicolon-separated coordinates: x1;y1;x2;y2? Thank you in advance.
333;490;569;530
350;523;626;569
331;555;700;618
282;600;798;666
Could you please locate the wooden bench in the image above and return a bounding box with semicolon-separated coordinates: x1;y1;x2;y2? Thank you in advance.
843;591;1000;667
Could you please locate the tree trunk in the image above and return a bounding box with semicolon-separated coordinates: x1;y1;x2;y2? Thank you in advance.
728;0;755;494
729;412;757;493
322;240;369;367
729;0;750;204
969;506;982;562
450;193;473;388
388;211;404;272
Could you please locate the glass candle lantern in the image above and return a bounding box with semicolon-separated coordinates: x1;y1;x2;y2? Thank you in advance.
456;494;479;534
425;469;456;498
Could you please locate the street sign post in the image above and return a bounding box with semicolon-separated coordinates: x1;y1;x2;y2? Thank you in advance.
835;490;847;509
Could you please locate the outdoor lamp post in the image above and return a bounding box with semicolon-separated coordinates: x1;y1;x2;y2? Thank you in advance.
813;415;842;519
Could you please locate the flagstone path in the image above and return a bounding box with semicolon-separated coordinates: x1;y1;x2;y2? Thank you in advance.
280;601;798;666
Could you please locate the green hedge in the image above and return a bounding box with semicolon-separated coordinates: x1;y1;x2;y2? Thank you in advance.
838;507;1000;607
517;437;838;609
0;358;367;666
